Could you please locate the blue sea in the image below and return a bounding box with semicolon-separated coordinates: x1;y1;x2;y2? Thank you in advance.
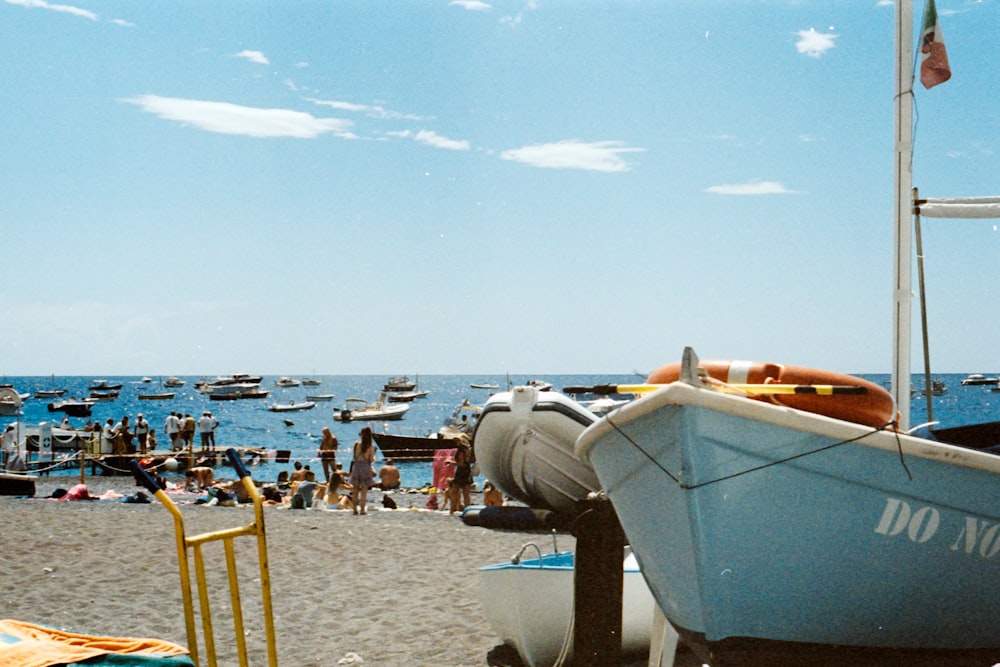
1;374;624;487
4;372;999;487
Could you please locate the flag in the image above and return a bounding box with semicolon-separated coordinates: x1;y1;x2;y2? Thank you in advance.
920;0;951;89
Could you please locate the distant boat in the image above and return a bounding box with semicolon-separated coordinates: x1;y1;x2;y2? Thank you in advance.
383;375;417;392
275;377;301;388
373;399;480;461
334;393;409;422
88;380;123;391
141;377;152;383
470;382;499;389
305;393;336;401
386;389;430;403
33;389;67;398
163;376;186;388
302;378;322;386
47;399;93;417
962;373;998;386
138;392;175;401
267;400;316;413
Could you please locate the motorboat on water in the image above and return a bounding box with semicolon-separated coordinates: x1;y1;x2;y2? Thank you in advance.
138;392;176;401
163;376;186;388
274;376;301;387
47;399;95;417
478;542;657;667
383;375;417;392
302;378;322;386
305;393;336;401
205;383;269;401
267;400;316;413
333;393;409;422
33;389;67;398
0;388;25;417
372;399;480;461
472;385;604;514
88;380;123;391
961;373;998;386
386;389;430;402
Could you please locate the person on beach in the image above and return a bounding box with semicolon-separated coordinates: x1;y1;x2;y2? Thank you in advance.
165;412;180;451
318;427;339;484
349;426;376;515
185;466;214;491
114;415;132;454
101;418;117;454
147;429;158;451
446;445;474;514
323;472;356;511
483;481;503;507
289;460;307;483
134;413;150;454
290;470;318;509
375;458;400;490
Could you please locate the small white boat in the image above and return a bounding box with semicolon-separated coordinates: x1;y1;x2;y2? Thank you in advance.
33;389;67;398
302;378;322;386
471;382;499;389
383;375;417;392
473;386;601;513
163;376;186;388
386;389;430;402
267;400;316;412
0;387;24;417
138;392;176;401
478;545;656;667
274;376;301;387
333;393;409;422
305;393;336;401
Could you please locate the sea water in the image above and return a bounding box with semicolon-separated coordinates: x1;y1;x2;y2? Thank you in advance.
4;373;1000;488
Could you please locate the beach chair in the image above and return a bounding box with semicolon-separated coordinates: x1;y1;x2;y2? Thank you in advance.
131;449;278;667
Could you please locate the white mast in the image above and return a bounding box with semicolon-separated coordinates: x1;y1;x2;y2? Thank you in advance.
892;0;914;429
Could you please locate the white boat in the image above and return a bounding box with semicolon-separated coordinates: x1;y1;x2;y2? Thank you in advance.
137;392;175;401
383;375;417;392
163;376;186;388
0;387;24;417
267;400;316;412
472;385;601;514
274;376;301;387
471;382;499;389
333;392;409;422
305;393;336;401
302;378;322;386
960;373;997;386
574;4;1000;663
478;545;657;667
386;389;430;402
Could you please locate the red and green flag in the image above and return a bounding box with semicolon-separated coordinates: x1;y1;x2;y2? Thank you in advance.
919;0;951;89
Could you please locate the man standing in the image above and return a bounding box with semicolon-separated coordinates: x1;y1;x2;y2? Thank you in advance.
165;412;181;451
134;413;150;455
198;411;218;451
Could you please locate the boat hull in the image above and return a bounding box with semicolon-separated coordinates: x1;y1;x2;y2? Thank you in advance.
478;551;656;667
372;432;466;462
472;386;599;513
577;381;1000;664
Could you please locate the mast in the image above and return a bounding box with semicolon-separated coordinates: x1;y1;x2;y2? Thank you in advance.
892;0;914;429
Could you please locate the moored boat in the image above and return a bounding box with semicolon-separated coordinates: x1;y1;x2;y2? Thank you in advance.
333;393;409;422
267;400;316;412
163;376;186;388
478;545;656;667
386;389;430;402
373;399;480;461
383;375;417;392
138;392;176;400
472;386;601;514
961;373;997;386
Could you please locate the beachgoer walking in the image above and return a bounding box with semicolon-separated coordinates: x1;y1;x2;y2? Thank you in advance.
134;413;150;454
165;412;181;451
318;426;338;484
375;458;400;490
446;445;474;514
349;426;376;515
198;411;218;450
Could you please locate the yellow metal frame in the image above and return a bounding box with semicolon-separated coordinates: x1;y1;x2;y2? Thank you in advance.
141;452;278;667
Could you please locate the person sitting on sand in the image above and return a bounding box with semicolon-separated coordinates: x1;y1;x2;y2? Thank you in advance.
290;470;318;509
289;460;307;483
185;466;214;492
375;458;400;490
322;473;356;511
483;481;503;507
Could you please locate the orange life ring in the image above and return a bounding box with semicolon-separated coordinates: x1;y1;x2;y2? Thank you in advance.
646;360;895;429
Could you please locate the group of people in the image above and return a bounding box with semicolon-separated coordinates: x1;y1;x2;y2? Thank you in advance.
163;411;219;451
87;413;156;455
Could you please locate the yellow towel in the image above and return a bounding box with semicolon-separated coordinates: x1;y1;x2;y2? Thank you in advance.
0;619;188;667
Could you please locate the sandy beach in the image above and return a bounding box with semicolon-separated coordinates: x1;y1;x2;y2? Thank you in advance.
0;473;701;667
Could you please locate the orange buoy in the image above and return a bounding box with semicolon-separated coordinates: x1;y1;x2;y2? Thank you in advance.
646;359;895;429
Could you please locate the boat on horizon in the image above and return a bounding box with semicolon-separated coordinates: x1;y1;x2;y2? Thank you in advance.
267;400;316;413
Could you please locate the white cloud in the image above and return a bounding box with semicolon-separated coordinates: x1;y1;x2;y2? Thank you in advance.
705;181;799;196
110;18;135;27
500;140;643;172
235;50;270;65
450;0;492;10
413;130;470;151
121;95;355;139
796;28;837;58
307;98;426;121
4;0;97;20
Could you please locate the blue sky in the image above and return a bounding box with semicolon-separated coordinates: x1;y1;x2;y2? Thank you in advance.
2;0;998;376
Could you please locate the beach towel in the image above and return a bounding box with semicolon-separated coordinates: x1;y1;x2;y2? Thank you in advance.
0;619;192;667
432;448;457;492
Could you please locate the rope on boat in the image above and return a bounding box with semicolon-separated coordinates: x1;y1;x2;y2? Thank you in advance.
604;413;897;490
